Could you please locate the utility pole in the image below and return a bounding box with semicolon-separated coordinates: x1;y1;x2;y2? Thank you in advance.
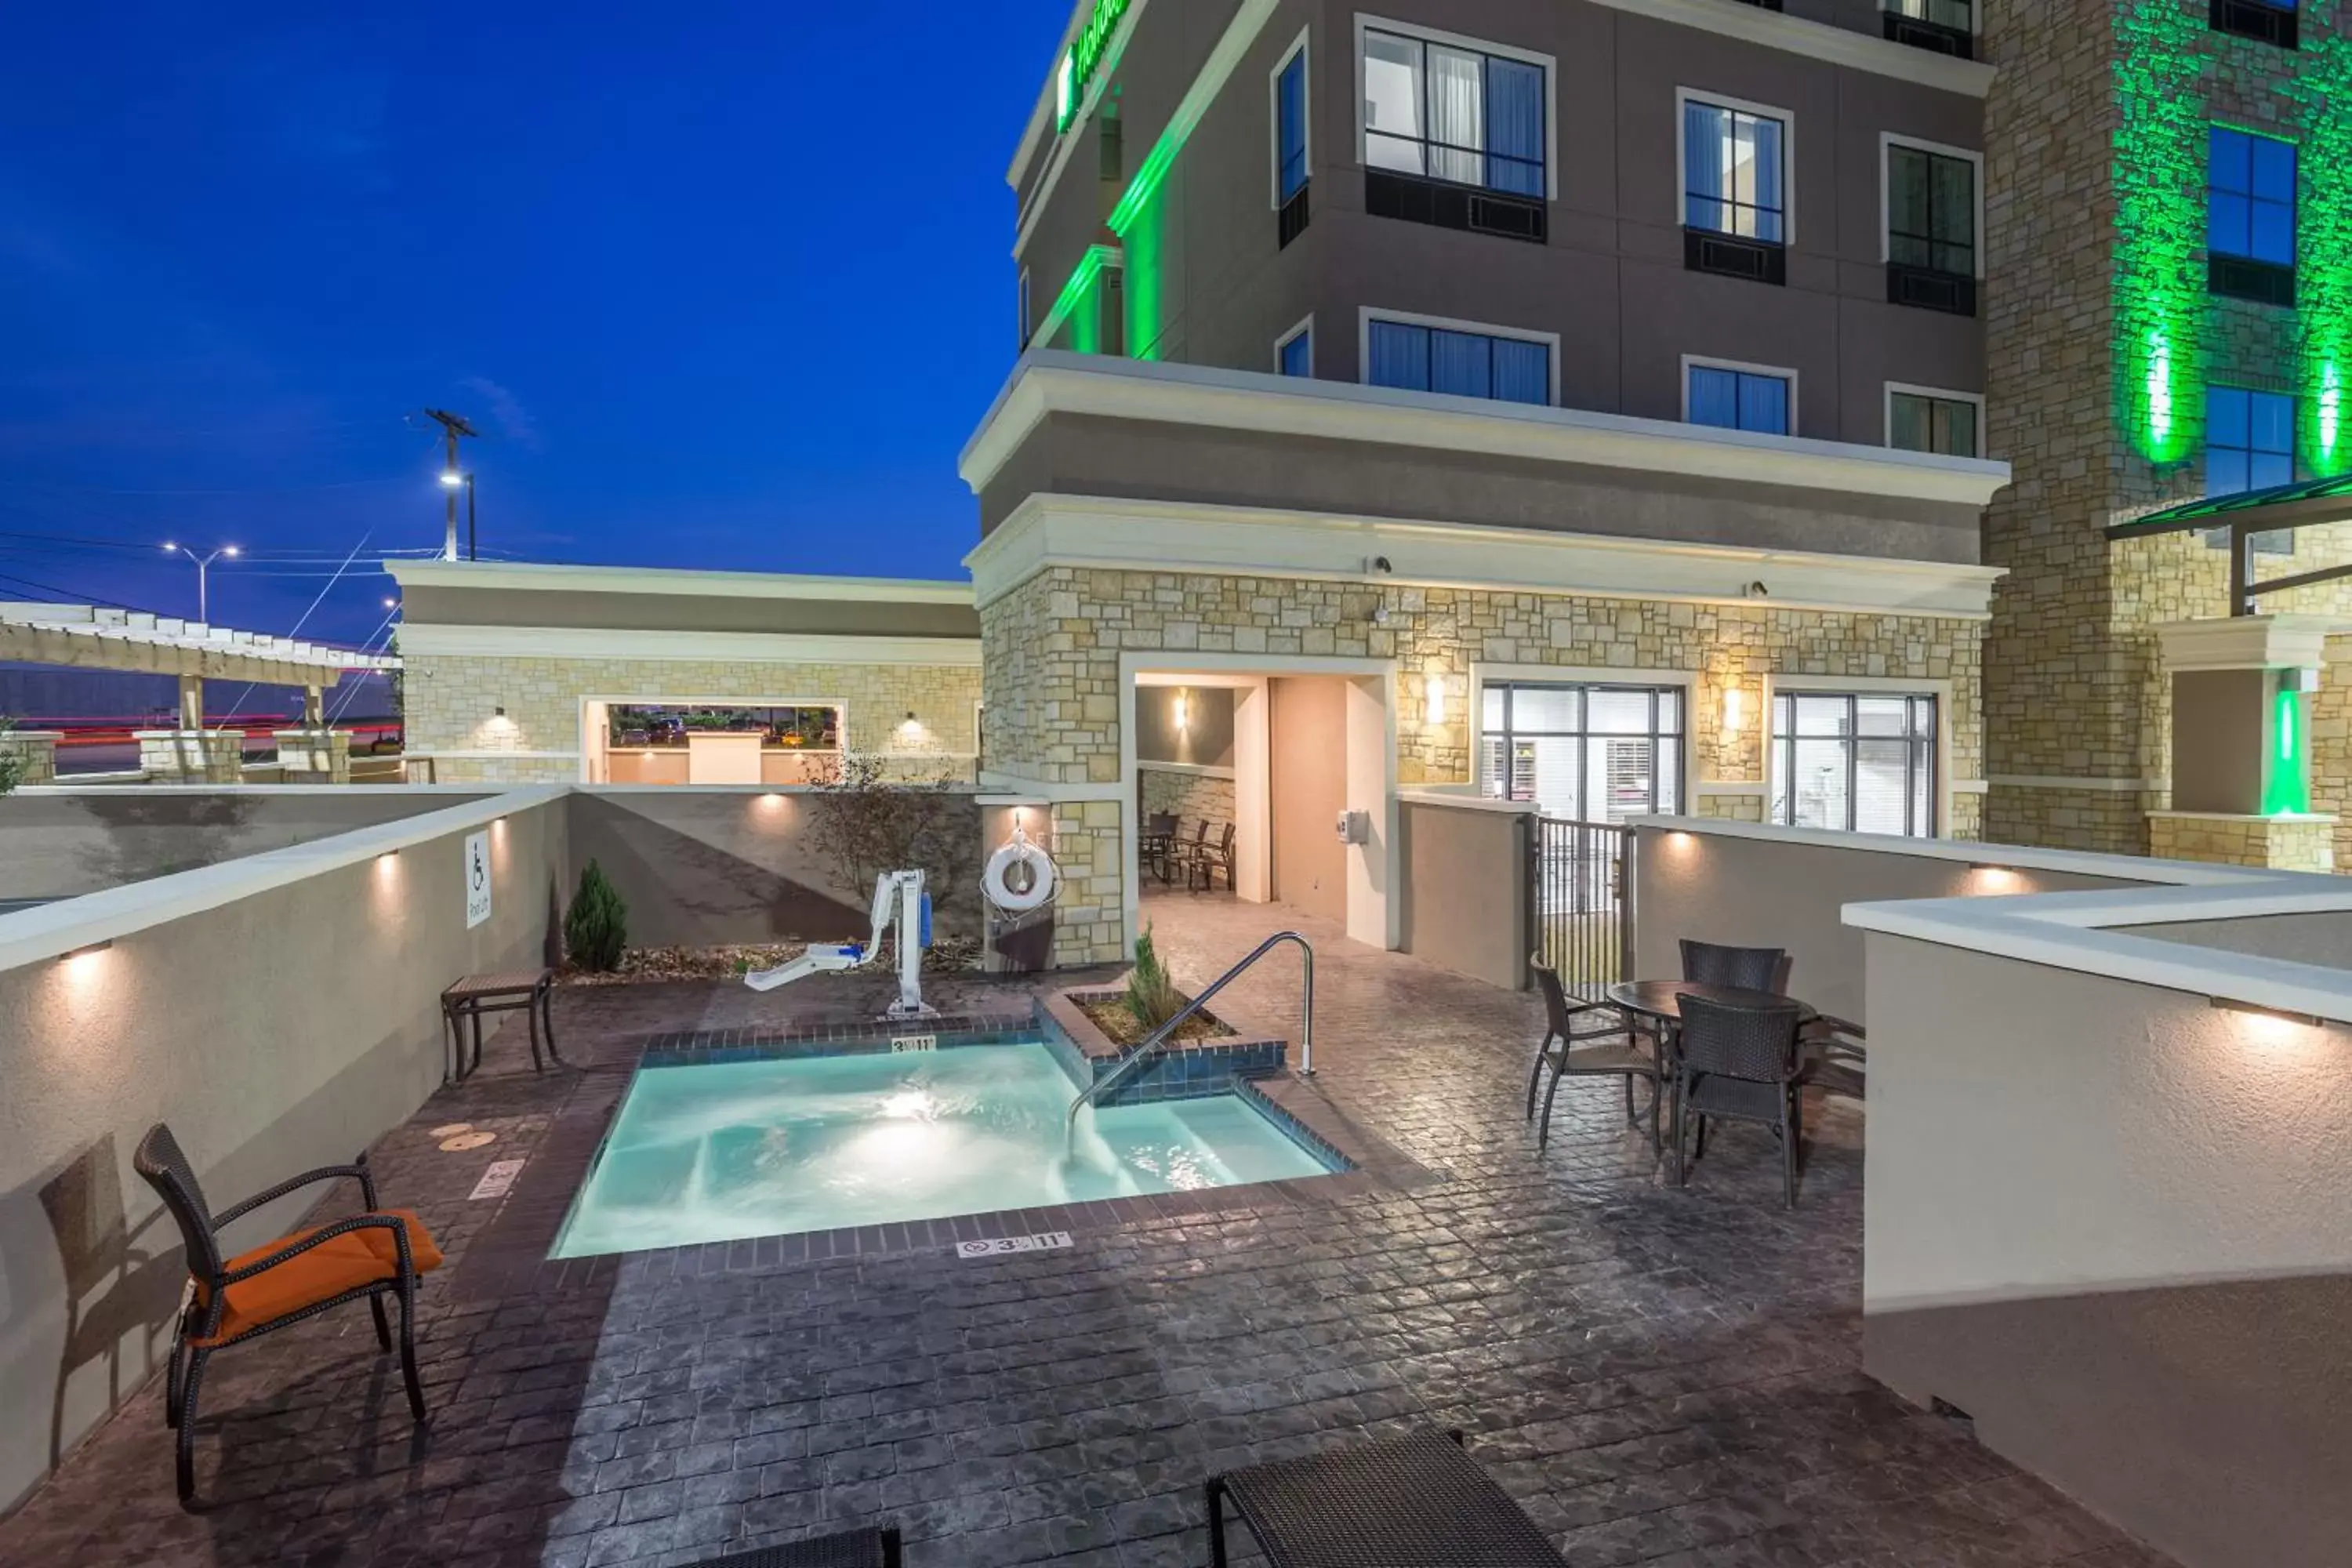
422;408;478;561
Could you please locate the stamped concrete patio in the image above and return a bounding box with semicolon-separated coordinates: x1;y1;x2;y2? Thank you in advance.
0;893;2174;1568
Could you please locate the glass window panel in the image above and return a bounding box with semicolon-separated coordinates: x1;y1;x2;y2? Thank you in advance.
1657;688;1684;735
1689;367;1739;429
1912;743;1933;835
2250;390;2295;452
1425;45;1484;185
1510;686;1581;731
1480;682;1682;821
2252;136;2297;202
1480;735;1510;797
1279;331;1312;378
1740;374;1789;435
2211;127;2252;194
1944;400;1979;458
1853;739;1912;835
1794;695;1850;736
1684;102;1727;230
1890;393;1930;452
1278;53;1308;199
1486;58;1545;196
1429;329;1492;398
2208;448;2251;495
1788;739;1850;829
1492;339;1550;405
1599;738;1657;820
1363;33;1424;142
1527;737;1581;817
1656;739;1680;816
1748;115;1784;242
2250;202;2294;265
1367;321;1429;391
1931;158;1976;246
1482;684;1508;730
1585;689;1654;735
1854;697;1911;736
2209;387;2249;448
2251;451;2294;490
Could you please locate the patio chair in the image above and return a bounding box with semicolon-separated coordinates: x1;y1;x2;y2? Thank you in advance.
1801;1014;1867;1103
1679;937;1790;994
1192;822;1238;893
134;1123;441;1505
682;1526;904;1566
1142;812;1178;883
1528;960;1659;1152
1671;993;1808;1206
1206;1427;1566;1566
1166;818;1211;884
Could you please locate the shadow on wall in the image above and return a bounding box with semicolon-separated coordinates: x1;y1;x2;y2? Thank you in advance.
567;792;985;948
70;795;259;895
28;1134;180;1479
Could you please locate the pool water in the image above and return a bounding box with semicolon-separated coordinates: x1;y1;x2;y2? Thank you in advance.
550;1042;1333;1258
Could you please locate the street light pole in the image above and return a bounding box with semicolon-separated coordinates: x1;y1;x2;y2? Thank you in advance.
162;542;239;622
439;471;480;561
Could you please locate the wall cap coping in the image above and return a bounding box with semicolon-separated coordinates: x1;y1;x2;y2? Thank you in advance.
1628;815;2289;887
2153;615;2347;672
960;353;2013;507
2147;810;2339;825
1398;789;1536;815
394;624;983;666
386;558;973;606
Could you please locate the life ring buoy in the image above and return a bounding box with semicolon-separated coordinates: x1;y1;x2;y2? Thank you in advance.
983;828;1058;913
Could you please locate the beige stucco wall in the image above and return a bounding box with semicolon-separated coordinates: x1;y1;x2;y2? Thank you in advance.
0;793;564;1513
1861;929;2352;1567
404;652;982;785
982;564;1988;964
1635;825;2147;1024
1398;801;1531;991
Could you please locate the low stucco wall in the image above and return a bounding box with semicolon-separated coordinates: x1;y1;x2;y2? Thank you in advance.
0;788;491;902
567;788;983;949
1634;824;2147;1022
2129;909;2352;967
1861;930;2352;1568
1398;800;1530;991
0;791;564;1513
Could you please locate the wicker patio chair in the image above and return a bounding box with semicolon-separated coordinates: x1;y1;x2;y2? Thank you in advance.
1679;937;1790;994
134;1123;441;1505
1800;1014;1867;1103
1671;993;1809;1206
1528;960;1660;1153
1206;1427;1566;1566
683;1526;903;1567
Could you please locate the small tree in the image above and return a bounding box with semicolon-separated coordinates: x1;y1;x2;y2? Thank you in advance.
1124;924;1185;1033
806;753;977;908
565;859;629;972
0;717;26;797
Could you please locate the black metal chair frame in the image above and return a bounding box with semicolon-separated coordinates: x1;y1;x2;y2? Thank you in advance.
1668;993;1808;1207
1140;812;1179;884
1527;959;1661;1153
133;1123;429;1506
1679;937;1790;995
1187;822;1239;893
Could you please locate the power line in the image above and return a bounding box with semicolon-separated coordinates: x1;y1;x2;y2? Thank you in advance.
0;568;154;612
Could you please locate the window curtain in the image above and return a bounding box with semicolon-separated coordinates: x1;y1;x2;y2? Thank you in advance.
1929;154;1974;273
1362;32;1425;175
1888;147;1929;267
1745;115;1784;241
1485;58;1544;196
1278;54;1308;198
1739;373;1789;434
1683;102;1727;231
1492;339;1548;405
1429;329;1492;398
1688;366;1738;428
1280;331;1311;378
1367;321;1429;391
1426;45;1483;184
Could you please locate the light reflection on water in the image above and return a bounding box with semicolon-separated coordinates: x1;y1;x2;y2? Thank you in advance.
552;1042;1330;1258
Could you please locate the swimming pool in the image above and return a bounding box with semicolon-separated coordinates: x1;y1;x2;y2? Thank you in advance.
550;1041;1335;1258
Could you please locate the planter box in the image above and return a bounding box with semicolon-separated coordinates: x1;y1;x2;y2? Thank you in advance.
1040;985;1288;1106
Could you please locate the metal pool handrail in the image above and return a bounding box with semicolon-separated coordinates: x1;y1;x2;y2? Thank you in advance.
1065;931;1316;1145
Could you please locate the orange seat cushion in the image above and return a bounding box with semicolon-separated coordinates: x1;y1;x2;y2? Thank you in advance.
192;1209;441;1344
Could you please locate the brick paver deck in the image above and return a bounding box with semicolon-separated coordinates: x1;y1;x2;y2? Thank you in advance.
0;894;2173;1568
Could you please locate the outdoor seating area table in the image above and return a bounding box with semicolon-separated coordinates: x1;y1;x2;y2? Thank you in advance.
440;968;563;1084
1605;979;1813;1025
1206;1427;1568;1567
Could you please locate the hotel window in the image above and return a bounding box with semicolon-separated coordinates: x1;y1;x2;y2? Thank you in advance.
1277;320;1313;378
1275;36;1311;245
2211;0;2298;50
1886;140;1978;315
2209;126;2296;306
1682;95;1789;284
1367;317;1551;405
1480;682;1685;823
1770;692;1937;837
2207;387;2296;495
1362;27;1545;196
1889;387;1980;458
1882;0;1974;59
1687;361;1791;436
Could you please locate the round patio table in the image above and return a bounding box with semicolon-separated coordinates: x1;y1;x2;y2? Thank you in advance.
1604;980;1813;1024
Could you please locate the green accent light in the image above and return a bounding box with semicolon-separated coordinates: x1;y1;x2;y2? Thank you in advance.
2114;2;2208;467
1110;137;1178;361
2287;39;2352;477
1040;244;1122;354
2265;684;2312;816
1057;0;1132;132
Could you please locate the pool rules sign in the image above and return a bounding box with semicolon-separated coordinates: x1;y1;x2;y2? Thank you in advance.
463;830;492;929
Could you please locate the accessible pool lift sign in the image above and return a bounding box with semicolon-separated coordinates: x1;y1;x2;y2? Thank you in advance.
463;830;492;929
1056;0;1131;130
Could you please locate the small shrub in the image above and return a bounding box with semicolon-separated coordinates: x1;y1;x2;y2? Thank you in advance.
565;859;629;972
0;717;26;797
1124;924;1185;1034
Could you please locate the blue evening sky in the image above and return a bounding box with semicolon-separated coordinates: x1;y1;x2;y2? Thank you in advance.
0;3;1067;645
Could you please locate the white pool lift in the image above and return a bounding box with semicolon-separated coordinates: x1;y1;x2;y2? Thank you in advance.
742;868;937;1019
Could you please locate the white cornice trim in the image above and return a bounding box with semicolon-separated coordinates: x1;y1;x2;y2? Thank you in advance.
967;493;2005;622
397;624;983;666
384;559;973;606
1587;0;1994;96
2153;614;2347;672
960;354;2011;506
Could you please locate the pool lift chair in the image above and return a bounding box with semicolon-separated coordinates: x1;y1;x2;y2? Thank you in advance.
743;869;937;1019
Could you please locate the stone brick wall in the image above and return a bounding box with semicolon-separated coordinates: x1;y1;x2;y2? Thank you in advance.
983;565;1987;963
2149;811;2334;873
1139;766;1236;829
405;653;982;785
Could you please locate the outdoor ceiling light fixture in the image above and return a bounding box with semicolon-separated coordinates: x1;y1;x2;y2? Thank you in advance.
2211;997;2327;1029
58;940;113;963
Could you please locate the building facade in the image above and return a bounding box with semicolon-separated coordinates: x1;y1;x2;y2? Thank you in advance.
984;0;2014;964
387;561;983;786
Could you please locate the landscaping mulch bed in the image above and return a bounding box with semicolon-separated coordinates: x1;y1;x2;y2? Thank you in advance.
1073;992;1236;1047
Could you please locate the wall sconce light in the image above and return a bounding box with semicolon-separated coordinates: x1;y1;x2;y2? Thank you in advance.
377;848;401;863
58;939;113;964
1172;691;1189;731
1721;686;1746;732
1425;672;1447;728
2211;997;2325;1029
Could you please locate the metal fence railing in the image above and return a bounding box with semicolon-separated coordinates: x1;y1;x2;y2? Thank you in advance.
1530;816;1634;1000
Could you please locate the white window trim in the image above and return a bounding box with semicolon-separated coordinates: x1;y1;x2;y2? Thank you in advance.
1878;132;1986;279
1762;673;1955;840
1675;87;1798;247
1681;354;1800;435
1353;14;1559;201
1884;381;1987;458
1886;0;1983;34
1268;26;1311;210
1275;314;1316;376
1018;267;1032;348
1359;307;1563;407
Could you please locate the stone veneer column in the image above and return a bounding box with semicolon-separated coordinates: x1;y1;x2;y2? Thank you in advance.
272;728;352;784
0;730;61;786
2143;615;2339;870
134;730;245;784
